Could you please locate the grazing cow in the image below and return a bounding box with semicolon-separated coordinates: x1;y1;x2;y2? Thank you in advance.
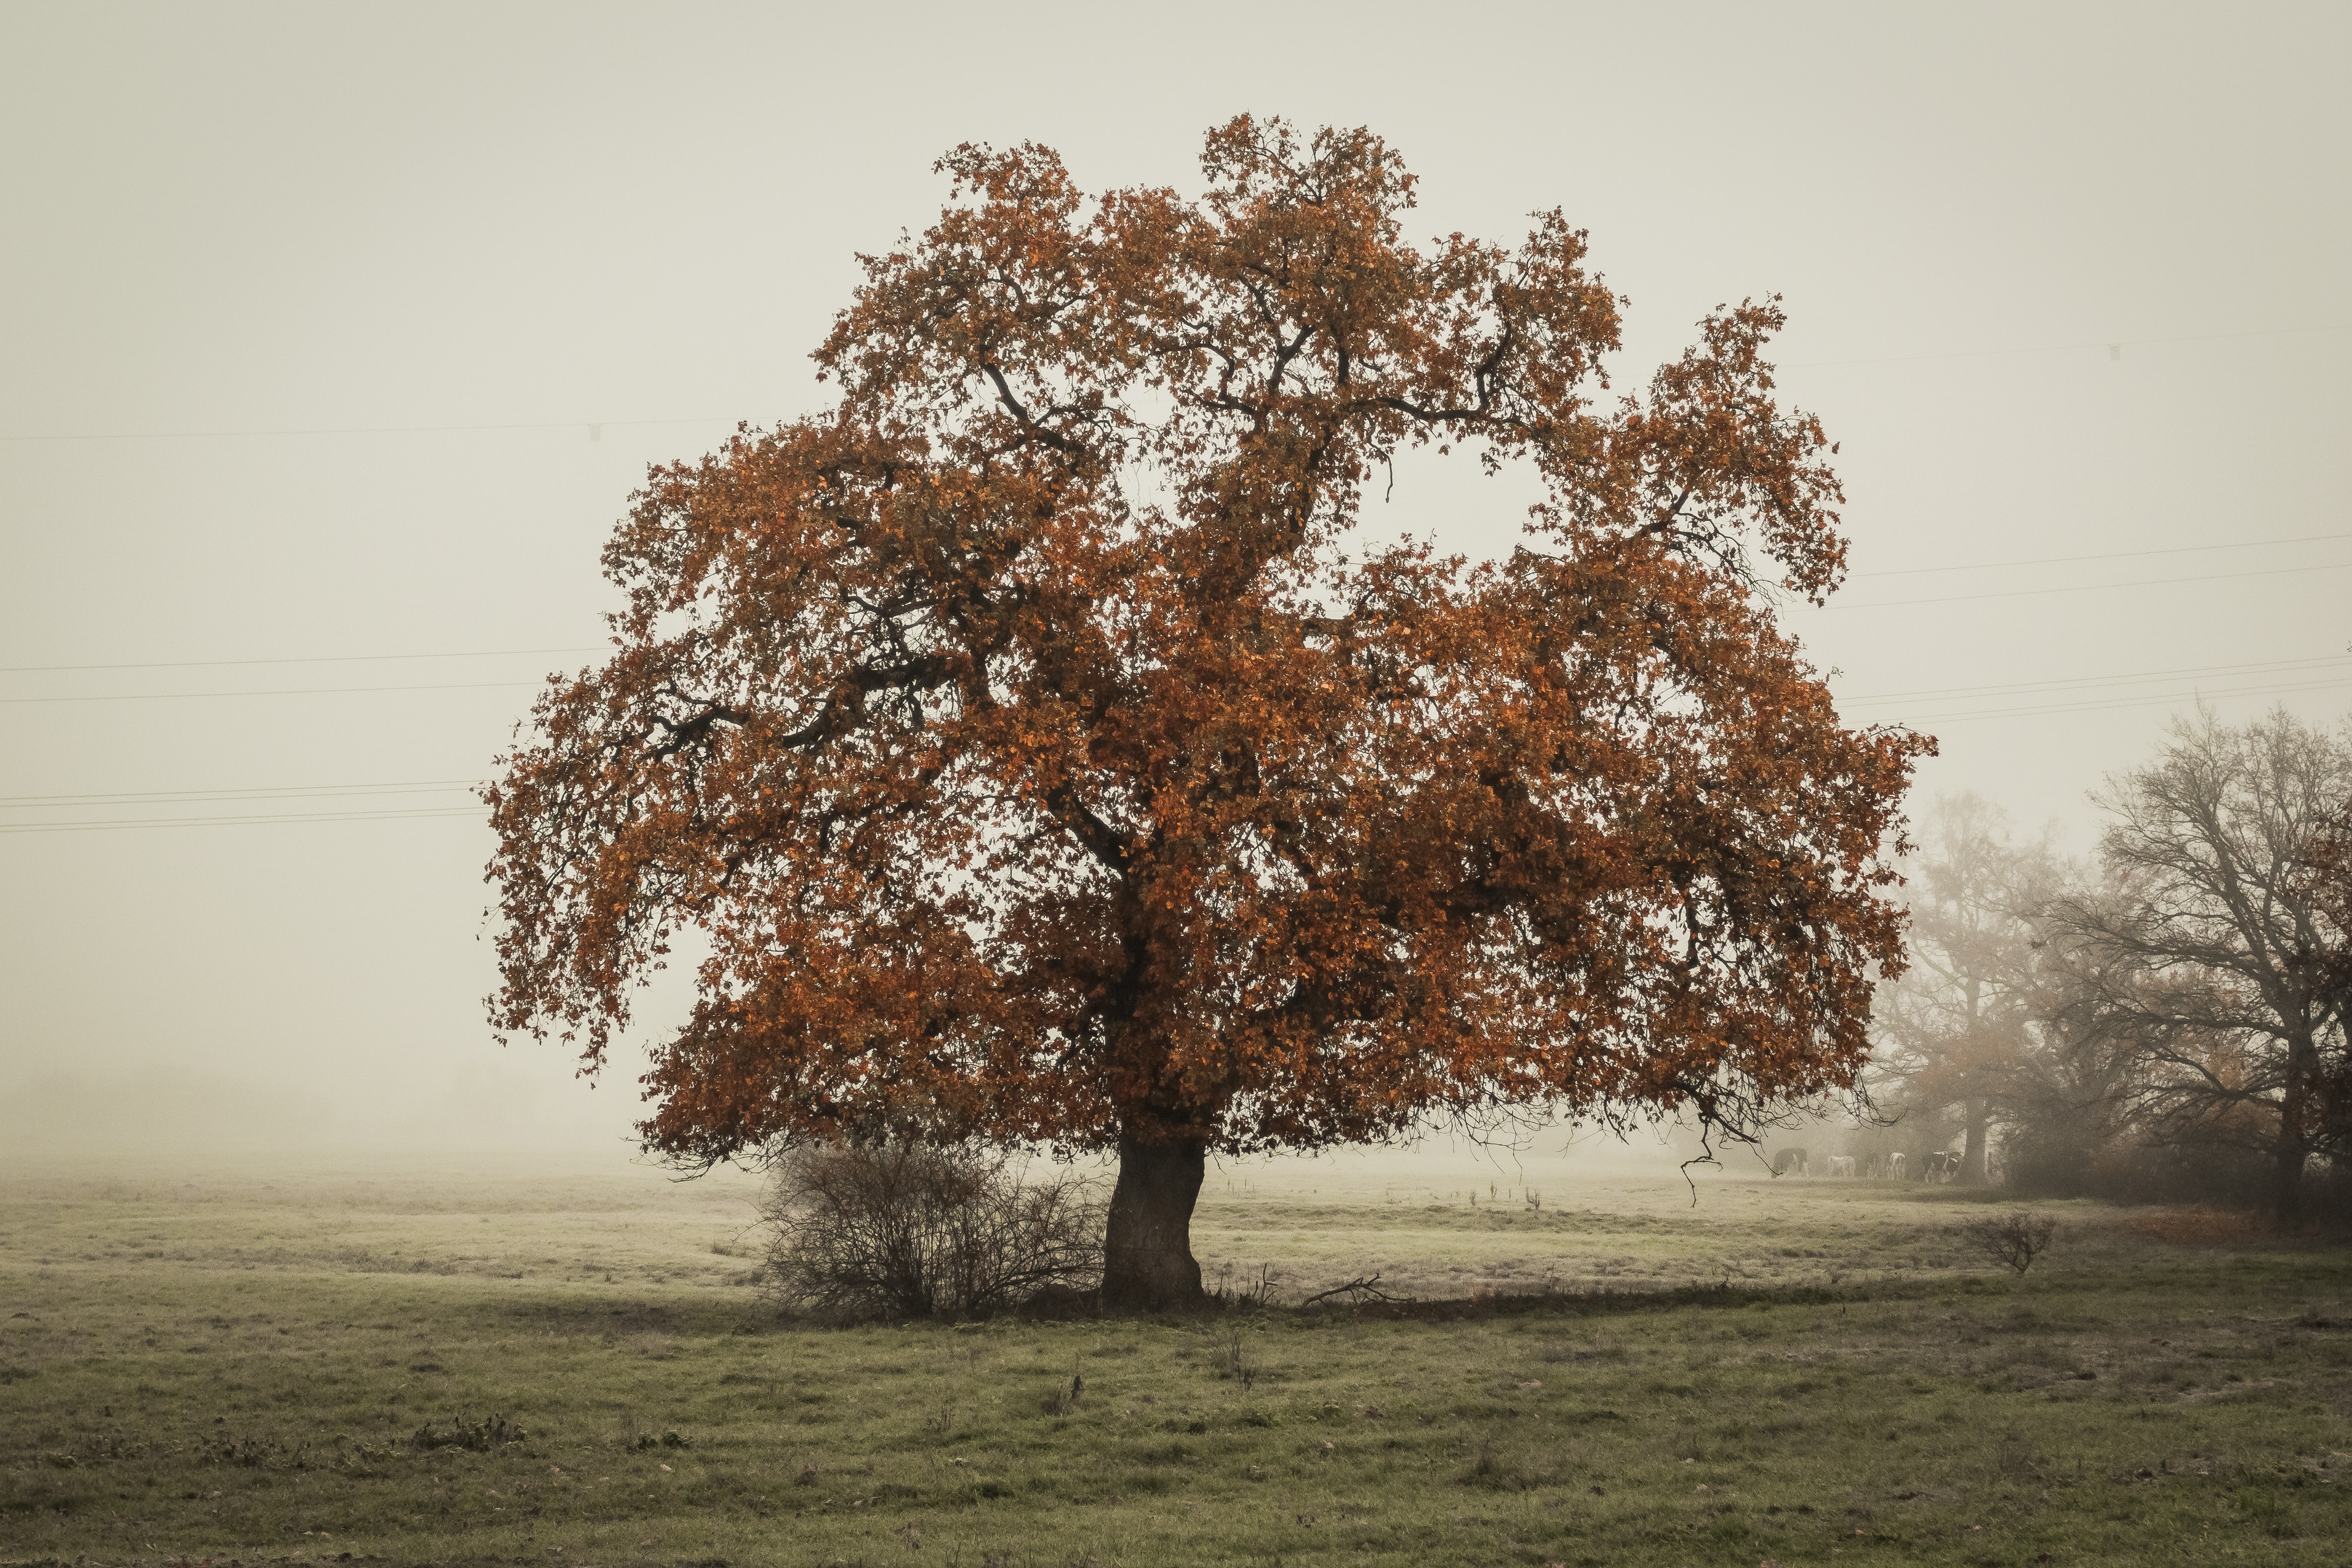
1826;1154;1856;1178
1923;1151;1959;1182
1772;1148;1810;1178
1888;1152;1906;1181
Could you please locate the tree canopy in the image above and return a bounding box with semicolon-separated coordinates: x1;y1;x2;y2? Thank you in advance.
2044;709;2352;1217
1869;795;2052;1183
485;117;1928;1306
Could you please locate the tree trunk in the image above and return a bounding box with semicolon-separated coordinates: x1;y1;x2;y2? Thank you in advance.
1101;1131;1207;1310
1959;1099;1991;1185
2275;1140;2306;1223
2277;1039;2316;1222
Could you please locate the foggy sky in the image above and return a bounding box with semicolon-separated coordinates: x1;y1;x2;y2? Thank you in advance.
4;2;2347;1157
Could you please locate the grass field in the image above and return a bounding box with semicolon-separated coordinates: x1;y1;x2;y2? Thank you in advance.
5;1149;2351;1566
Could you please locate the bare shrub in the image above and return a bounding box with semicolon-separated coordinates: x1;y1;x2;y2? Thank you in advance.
759;1141;1102;1320
1963;1210;2060;1274
1039;1370;1085;1416
1210;1262;1281;1310
1299;1273;1396;1309
1217;1328;1259;1390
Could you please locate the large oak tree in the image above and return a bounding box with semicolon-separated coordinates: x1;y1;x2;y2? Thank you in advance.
486;118;1927;1308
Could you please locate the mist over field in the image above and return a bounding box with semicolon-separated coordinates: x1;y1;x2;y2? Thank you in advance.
4;10;2350;1561
4;3;2348;1155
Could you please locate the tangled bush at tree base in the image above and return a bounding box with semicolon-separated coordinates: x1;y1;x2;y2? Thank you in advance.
759;1139;1104;1320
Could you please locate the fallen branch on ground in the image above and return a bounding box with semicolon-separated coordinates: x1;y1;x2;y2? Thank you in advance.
1299;1273;1395;1308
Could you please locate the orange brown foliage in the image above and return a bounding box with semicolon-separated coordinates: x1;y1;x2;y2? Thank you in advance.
485;119;1929;1299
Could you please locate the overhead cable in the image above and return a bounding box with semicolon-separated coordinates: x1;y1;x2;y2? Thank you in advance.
1816;560;2351;611
0;416;740;444
0;680;542;704
1786;321;2352;369
0;647;599;675
0;807;482;833
1840;654;2352;707
11;680;2350;829
1890;674;2352;727
4;321;2347;443
1847;531;2352;579
0;781;478;810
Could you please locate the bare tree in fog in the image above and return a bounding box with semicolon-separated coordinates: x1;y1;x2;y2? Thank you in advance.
1870;794;2051;1183
2291;787;2352;1164
2045;709;2351;1220
1996;908;2149;1196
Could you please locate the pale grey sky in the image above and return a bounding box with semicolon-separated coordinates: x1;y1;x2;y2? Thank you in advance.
4;1;2346;1156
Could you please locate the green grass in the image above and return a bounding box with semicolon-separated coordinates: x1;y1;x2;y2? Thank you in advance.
5;1155;2351;1566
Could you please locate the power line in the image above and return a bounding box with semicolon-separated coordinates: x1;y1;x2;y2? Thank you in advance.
1818;560;2352;611
0;679;540;704
1848;531;2352;579
1786;321;2352;369
4;323;2346;444
0;537;2331;683
2;646;2341;724
0;807;482;834
1840;654;2352;707
11;674;2350;824
0;647;599;675
1891;674;2352;727
0;781;479;809
0;416;743;444
7;653;2333;790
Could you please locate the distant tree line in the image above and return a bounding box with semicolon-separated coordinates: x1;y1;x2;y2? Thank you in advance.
1859;708;2351;1219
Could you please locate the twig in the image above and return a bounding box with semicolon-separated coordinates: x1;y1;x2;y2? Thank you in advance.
1299;1273;1392;1308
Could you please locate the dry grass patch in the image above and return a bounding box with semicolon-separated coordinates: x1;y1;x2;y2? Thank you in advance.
2114;1205;2278;1248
